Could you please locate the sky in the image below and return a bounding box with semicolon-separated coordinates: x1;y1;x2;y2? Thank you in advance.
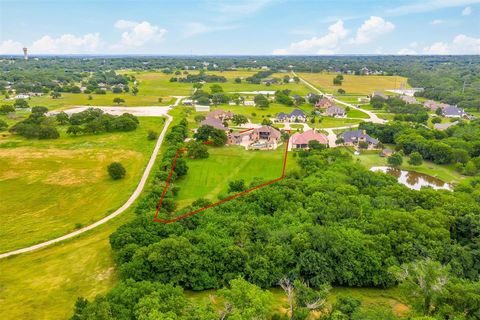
0;0;479;55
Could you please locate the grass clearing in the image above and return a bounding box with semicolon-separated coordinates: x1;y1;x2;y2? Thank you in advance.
186;286;410;318
298;72;409;95
10;92;175;111
0;117;164;252
353;150;465;184
174;145;296;208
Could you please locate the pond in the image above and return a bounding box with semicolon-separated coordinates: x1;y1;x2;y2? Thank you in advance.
370;166;452;191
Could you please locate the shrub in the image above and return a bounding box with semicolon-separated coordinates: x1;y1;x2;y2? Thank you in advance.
147;130;158;140
0;104;15;114
108;162;126;180
0;119;8;131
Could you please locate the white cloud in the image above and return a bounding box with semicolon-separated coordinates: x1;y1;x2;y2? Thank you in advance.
387;0;480;16
453;34;480;53
272;20;348;55
182;22;237;37
421;34;480;54
423;42;450;54
397;48;417;55
30;33;101;54
431;19;444;24
351;16;395;44
114;20;166;48
217;0;275;16
462;6;473;15
0;40;23;54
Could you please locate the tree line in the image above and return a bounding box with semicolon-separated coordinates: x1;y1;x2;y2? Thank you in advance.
71;137;480;318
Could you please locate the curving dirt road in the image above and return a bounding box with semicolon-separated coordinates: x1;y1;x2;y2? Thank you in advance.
0;98;182;259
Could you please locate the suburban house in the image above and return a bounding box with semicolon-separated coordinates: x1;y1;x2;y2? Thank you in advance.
315;97;334;109
442;106;467;118
200;117;229;132
290;130;328;149
275;109;307;122
434;121;458;131
250;126;281;141
290;109;307;122
207;109;234;121
424;100;449;111
14;94;29;99
306;93;317;101
243;100;255;106
325;105;346;117
262;78;278;85
276;112;289;122
400;95;418;104
339;130;379;148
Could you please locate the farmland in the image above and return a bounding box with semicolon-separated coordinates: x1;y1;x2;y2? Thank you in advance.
297;72;409;95
0;117;164;252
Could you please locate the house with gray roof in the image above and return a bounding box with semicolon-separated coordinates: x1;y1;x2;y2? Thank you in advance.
200;117;229;131
275;109;307;122
339;130;379;148
325;105;346;117
442;106;467;118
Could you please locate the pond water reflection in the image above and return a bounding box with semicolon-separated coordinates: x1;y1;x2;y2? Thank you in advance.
370;166;452;191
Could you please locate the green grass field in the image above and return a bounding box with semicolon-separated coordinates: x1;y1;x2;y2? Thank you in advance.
126;70;311;96
352;150;464;184
312;117;363;128
174;145;296;208
298;72;409;95
0;210;131;320
0;117;164;252
346;109;369;119
8;93;176;111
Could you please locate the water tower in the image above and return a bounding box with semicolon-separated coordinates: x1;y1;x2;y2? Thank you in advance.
22;47;28;60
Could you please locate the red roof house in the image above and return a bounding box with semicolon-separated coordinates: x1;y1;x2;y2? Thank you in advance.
291;130;328;149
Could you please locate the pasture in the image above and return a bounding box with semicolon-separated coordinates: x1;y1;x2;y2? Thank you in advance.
0;117;164;252
298;72;409;95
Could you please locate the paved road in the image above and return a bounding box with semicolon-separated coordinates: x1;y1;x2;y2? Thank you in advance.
0;97;182;259
292;71;385;124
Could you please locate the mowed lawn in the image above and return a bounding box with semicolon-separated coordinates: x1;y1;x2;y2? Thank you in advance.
312;117;363;128
174;145;296;209
298;72;409;95
0;117;164;252
352;150;465;184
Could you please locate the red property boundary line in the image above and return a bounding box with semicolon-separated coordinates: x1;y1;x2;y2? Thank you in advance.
153;134;290;224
